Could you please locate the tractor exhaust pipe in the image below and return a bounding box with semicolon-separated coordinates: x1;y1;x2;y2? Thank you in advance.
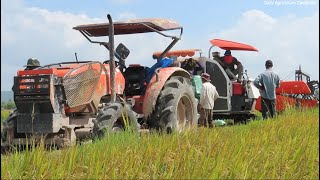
108;14;116;103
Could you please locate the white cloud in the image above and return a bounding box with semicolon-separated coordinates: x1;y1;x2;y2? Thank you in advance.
1;0;105;90
117;12;137;20
0;0;180;90
1;1;318;91
212;10;319;81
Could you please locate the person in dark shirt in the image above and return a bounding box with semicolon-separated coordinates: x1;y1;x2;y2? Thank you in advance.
181;58;203;75
216;50;243;82
253;60;280;119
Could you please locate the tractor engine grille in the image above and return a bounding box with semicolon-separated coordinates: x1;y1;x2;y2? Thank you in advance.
13;74;62;113
62;62;103;108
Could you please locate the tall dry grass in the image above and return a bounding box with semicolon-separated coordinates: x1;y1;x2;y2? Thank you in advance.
1;107;319;179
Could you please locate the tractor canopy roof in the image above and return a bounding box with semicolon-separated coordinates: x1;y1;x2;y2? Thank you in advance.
210;39;258;51
73;18;182;37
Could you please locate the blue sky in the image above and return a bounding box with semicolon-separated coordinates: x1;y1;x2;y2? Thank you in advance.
1;0;319;90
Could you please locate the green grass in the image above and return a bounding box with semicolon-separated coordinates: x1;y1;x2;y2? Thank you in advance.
1;110;10;123
1;108;319;179
1;110;11;129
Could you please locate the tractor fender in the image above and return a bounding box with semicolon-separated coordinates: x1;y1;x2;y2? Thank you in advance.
143;67;191;118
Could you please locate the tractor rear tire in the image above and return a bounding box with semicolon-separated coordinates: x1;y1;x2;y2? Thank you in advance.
92;103;139;139
149;76;198;133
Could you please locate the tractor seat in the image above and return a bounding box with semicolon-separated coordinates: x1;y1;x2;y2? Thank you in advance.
124;65;149;96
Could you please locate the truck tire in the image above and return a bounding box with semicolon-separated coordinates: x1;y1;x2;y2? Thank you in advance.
92;103;139;139
149;76;198;133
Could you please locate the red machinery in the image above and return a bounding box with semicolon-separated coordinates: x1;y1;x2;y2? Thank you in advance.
1;14;198;150
255;71;318;112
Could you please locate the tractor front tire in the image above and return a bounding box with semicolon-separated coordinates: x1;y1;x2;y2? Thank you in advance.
149;76;198;133
92;103;139;139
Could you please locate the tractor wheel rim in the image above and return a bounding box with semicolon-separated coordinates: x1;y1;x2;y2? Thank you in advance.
177;95;193;131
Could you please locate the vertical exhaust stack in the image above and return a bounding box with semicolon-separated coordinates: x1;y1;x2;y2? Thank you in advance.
108;14;116;103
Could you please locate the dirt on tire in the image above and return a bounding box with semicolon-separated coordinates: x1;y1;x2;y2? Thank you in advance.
148;76;198;133
92;103;139;139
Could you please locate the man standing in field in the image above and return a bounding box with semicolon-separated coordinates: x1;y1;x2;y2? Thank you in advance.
199;73;219;127
254;60;280;119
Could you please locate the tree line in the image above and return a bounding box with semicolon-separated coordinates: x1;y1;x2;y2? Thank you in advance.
1;99;16;110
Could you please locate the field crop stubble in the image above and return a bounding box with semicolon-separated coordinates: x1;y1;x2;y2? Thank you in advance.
0;107;319;179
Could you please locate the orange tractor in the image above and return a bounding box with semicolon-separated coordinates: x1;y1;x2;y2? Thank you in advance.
1;14;198;149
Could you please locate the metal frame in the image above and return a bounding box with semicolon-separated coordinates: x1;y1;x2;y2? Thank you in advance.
295;65;311;82
75;14;184;103
77;19;183;62
198;57;232;112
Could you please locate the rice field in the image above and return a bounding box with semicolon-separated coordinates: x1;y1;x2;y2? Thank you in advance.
1;110;10;123
1;107;319;179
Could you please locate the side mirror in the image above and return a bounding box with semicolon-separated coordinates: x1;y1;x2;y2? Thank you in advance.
116;43;130;60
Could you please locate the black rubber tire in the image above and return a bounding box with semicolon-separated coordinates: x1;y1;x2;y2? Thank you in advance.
148;76;198;133
1;131;6;143
1;110;17;143
92;103;139;139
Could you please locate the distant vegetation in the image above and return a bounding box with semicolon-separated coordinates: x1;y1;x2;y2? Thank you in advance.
1;91;15;110
1;100;15;110
1;107;318;179
1;91;13;103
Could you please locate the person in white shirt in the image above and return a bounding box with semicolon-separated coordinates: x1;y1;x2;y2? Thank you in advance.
314;88;319;101
199;73;219;127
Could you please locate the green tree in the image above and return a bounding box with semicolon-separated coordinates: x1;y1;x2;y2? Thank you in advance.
1;99;16;110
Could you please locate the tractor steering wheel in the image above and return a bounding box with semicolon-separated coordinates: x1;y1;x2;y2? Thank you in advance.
103;60;120;67
103;60;126;71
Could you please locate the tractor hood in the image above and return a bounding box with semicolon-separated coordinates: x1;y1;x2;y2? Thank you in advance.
73;18;182;37
210;39;258;51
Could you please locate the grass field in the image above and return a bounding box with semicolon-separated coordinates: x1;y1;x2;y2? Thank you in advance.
1;108;319;179
1;110;10;123
1;110;11;130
